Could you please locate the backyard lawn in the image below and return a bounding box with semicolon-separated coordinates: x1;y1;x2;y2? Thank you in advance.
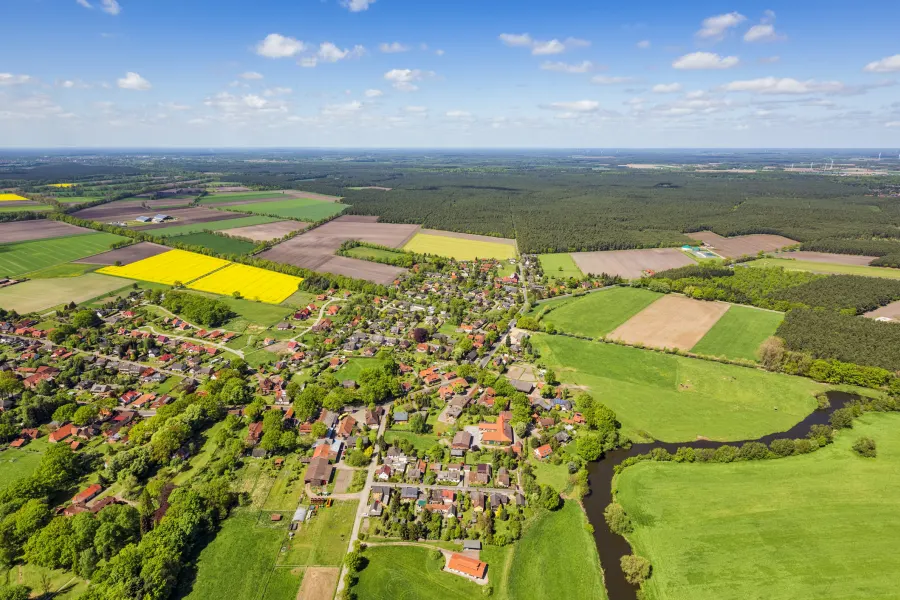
690;304;784;362
616;413;900;600
276;500;357;567
538;253;583;280
337;357;386;382
0;438;49;491
353;545;484;600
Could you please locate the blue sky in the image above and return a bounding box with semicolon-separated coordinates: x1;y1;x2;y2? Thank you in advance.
2;0;899;147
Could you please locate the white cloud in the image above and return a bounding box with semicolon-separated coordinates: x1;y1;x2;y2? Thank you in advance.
256;34;306;59
542;100;599;112
299;58;318;68
76;0;92;8
160;102;190;111
886;121;900;127
379;42;409;53
541;61;593;74
684;90;706;99
240;71;264;80
499;33;589;55
364;89;383;98
744;24;784;43
263;87;292;97
721;77;847;94
446;110;472;118
673;52;739;70
100;0;120;15
117;72;151;91
652;83;682;93
404;106;427;113
316;42;366;63
341;0;374;11
636;40;651;49
384;69;433;92
322;101;363;115
592;75;636;85
435;49;445;56
696;12;746;40
0;73;33;86
864;55;900;73
204;92;288;114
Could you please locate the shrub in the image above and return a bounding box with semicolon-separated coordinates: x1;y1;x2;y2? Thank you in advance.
620;554;652;586
830;408;855;429
852;437;877;458
769;438;795;457
737;441;769;461
603;502;632;535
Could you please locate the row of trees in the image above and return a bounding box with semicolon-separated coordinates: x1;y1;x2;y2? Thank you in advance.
160;291;235;327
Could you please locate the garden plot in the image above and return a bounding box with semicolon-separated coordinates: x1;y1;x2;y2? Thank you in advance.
608;295;730;350
691;231;798;258
570;248;695;279
0;220;95;243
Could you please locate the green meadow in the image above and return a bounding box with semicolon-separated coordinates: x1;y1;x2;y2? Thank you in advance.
531;287;661;338
691;304;785;362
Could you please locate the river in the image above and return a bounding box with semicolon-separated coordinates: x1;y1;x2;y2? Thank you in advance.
583;390;857;600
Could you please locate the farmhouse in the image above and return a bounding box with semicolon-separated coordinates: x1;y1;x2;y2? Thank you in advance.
446;553;487;580
478;412;514;446
304;457;333;487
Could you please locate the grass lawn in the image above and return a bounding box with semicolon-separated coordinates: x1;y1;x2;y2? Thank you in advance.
0;438;49;491
344;245;407;262
165;231;257;255
172;422;223;486
229;198;348;221
353;546;485;599
615;413;900;600
276;500;358;567
690;305;785;362
0;233;126;277
384;430;441;453
184;511;287;600
532;287;661;338
337;357;386;382
151;215;278;237
530;334;821;442
539;253;583;280
178;291;293;332
262;567;304;600
17;563;88;599
507;501;607;600
262;459;306;511
281;290;317;309
403;233;516;261
748;257;900;280
0;273;136;314
529;459;572;493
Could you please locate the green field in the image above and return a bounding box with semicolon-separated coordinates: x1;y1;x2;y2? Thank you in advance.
184;511;293;600
384;429;441;453
690;305;785;362
166;291;292;332
530;333;820;442
262;568;304;600
0;273;136;314
404;233;516;261
538;253;584;279
151;215;279;237
616;413;900;600
229;198;348;221
53;196;100;204
201;191;289;203
508;501;607;600
337;357;386;382
0;233;126;277
749;257;900;280
24;262;98;278
166;232;257;255
0;204;51;213
354;545;487;599
0;438;49;491
344;246;407;262
531;287;661;338
276;500;357;567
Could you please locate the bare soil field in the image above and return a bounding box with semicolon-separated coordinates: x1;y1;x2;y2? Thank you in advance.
74;242;170;266
0;220;95;243
609;295;730;350
865;301;900;322
258;216;418;284
74;204;245;228
691;231;799;258
220;220;309;241
774;251;877;266
571;248;695;279
296;567;339;600
418;228;517;247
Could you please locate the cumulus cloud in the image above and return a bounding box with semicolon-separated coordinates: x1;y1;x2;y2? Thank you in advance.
652;83;682;93
541;61;594;74
256;34;306;59
240;71;264;80
636;40;651;49
864;55;900;73
745;10;785;43
100;0;120;15
364;89;383;98
499;33;590;55
76;0;92;8
117;72;151;91
696;12;746;40
160;102;190;110
592;75;636;85
0;73;33;86
721;77;848;94
341;0;375;12
316;42;366;63
541;100;599;112
263;87;292;97
205;92;288;114
384;69;433;92
673;52;739;70
379;42;409;53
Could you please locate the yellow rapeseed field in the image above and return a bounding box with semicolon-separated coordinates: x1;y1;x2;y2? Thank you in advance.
187;263;302;304
48;183;75;188
98;249;230;285
0;193;29;202
403;233;517;261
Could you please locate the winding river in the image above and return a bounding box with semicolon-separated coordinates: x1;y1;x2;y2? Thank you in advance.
583;390;857;600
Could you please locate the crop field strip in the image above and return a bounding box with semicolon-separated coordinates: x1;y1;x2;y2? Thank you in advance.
531;287;662;338
403;232;517;261
226;197;349;221
748;257;900;280
690;304;785;361
0;220;96;243
0;273;138;314
0;233;127;277
187;263;303;304
608;295;731;351
0;193;29;201
98;249;231;286
150;215;279;237
165;232;257;255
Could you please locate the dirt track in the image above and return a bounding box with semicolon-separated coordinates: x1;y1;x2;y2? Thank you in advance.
691;231;798;258
571;248;694;279
0;220;95;243
608;295;730;350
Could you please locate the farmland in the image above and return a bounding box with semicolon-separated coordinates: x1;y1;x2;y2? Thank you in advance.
615;413;900;600
530;333;820;442
608;295;730;351
201;191;291;203
691;305;785;361
75;242;170;266
0;193;28;201
570;248;695;279
188;263;303;304
228;197;348;221
220;220;309;241
691;231;799;258
532;287;662;338
0;273;135;313
98;249;230;285
403;232;517;261
538;253;583;279
275;500;357;567
773;250;878;266
0;220;94;243
0;233;126;277
748;257;900;280
148;215;279;237
166;232;257;255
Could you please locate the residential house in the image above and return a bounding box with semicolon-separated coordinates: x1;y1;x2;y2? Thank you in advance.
478;411;514;446
304;457;333;487
534;444;552;460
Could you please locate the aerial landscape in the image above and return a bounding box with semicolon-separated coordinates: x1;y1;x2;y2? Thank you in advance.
2;1;900;599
